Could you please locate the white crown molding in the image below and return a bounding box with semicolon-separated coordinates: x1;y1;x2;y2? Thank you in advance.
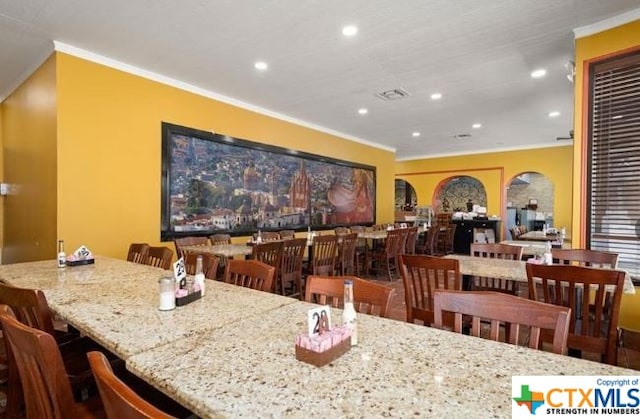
0;43;54;102
573;8;640;39
396;141;572;162
53;41;395;153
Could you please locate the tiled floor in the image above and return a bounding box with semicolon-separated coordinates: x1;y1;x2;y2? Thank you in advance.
367;272;640;371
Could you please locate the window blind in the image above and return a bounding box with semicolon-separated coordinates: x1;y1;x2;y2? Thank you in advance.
588;51;640;280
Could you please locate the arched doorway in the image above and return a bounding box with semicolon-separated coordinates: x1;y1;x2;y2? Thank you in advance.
505;172;554;239
395;179;417;211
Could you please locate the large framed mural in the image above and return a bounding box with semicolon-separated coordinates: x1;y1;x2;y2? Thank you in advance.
161;122;376;240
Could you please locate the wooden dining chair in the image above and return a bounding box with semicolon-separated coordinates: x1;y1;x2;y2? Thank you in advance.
336;233;358;276
433;290;571;354
0;307;105;418
551;248;619;268
127;243;149;264
470;243;524;295
403;226;419;255
0;283;124;402
310;235;338;276
369;229;404;281
144;246;173;270
279;238;307;298
183;252;219;280
224;259;275;293
305;276;396;318
173;236;209;259
208;234;231;245
254;231;281;242
526;264;625;365
398;254;461;326
278;230;296;240
418;225;440;255
88;351;174;419
251;241;284;292
348;226;368;275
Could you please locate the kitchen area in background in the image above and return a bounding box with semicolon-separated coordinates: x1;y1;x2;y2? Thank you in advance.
505;172;555;239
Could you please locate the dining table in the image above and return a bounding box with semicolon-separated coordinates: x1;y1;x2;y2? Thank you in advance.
500;239;572;257
0;256;636;418
443;254;636;295
181;243;253;259
518;230;571;242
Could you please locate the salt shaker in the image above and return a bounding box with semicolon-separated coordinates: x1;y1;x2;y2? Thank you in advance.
158;276;176;311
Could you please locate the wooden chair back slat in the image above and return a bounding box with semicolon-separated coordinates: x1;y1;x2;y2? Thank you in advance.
526;263;625;364
470;243;523;294
311;235;338;276
144;247;173;270
88;351;174;419
183;252;219;280
433;290;571;354
173;236;209;259
127;243;149;264
304;276;396;318
208;234;231;245
336;233;358;276
551;248;619;269
0;309;85;419
279;238;307;297
398;255;461;326
224;260;275;293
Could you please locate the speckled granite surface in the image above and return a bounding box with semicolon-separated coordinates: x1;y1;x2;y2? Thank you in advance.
0;256;296;358
127;302;637;418
445;255;635;294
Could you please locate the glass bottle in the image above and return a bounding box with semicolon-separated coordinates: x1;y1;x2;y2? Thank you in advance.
57;240;66;268
256;230;263;244
194;255;205;296
342;280;358;346
543;241;553;265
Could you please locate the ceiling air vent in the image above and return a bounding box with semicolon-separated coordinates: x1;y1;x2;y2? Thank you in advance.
453;133;472;140
375;88;410;101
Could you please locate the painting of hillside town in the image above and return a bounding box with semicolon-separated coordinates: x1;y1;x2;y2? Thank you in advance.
161;123;376;239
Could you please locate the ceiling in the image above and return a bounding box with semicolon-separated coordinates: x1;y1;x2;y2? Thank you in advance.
1;1;639;160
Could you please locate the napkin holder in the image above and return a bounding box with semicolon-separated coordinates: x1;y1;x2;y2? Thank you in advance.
175;290;201;306
295;325;352;367
295;337;351;367
66;257;95;267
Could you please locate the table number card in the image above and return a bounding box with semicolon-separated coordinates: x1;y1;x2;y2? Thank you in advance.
307;305;332;337
173;258;187;288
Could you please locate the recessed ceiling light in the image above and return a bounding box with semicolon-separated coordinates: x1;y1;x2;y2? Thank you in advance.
342;25;358;37
531;68;547;78
358;108;368;115
254;61;268;70
430;93;442;100
548;111;560;118
412;132;421;137
472;123;482;129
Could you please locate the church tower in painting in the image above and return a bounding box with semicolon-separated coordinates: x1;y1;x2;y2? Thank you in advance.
243;161;259;191
290;159;310;210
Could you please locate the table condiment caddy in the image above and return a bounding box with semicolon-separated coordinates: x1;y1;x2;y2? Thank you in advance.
294;305;352;367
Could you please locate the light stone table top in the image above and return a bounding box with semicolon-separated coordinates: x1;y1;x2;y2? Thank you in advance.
182;244;253;258
127;301;637;418
444;254;635;295
500;240;572;256
0;256;297;359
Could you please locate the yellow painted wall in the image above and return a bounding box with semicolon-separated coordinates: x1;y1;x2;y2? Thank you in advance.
573;19;640;247
0;102;3;261
1;55;58;263
55;52;395;260
395;145;573;238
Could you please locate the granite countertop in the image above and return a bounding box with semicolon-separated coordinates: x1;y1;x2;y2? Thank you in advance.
127;302;636;418
0;256;297;359
182;244;253;258
445;254;635;294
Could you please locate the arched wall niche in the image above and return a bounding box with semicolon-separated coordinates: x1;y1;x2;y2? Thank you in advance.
434;176;487;214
